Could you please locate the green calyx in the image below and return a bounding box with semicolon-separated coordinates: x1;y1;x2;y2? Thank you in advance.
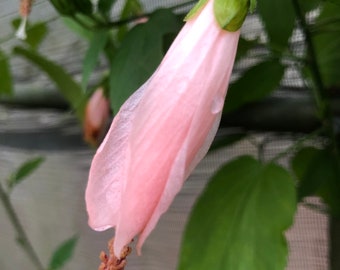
185;0;209;21
215;0;256;31
185;0;257;31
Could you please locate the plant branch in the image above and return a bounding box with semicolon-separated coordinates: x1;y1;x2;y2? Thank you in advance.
269;128;323;163
291;0;339;155
0;182;45;270
292;1;340;269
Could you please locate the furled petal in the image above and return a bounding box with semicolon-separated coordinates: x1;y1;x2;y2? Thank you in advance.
86;0;240;258
86;84;146;230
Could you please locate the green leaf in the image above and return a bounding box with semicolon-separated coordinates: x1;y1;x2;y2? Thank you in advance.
299;0;321;12
291;146;320;185
98;0;117;15
13;46;85;120
313;2;340;88
116;0;144;41
292;147;340;215
224;59;285;113
48;236;78;270
235;37;258;61
73;0;93;15
257;0;295;49
109;8;181;113
328;0;340;6
12;19;48;50
7;157;45;190
178;156;296;270
0;50;13;96
62;16;93;40
49;0;76;16
82;30;108;90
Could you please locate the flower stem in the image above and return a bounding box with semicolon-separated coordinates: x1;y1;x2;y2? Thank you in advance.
0;182;45;270
291;0;328;115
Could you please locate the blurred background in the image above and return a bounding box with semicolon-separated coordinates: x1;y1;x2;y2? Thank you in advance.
0;0;337;269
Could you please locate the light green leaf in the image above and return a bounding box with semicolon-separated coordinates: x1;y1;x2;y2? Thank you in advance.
62;16;93;40
48;236;78;270
109;8;181;113
82;30;108;90
178;156;296;270
12;19;48;50
7;157;45;190
257;0;295;49
224;59;285;113
13;46;85;120
0;50;13;96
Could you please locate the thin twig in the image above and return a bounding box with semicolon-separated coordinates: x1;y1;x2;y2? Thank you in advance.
270;129;323;163
0;182;45;270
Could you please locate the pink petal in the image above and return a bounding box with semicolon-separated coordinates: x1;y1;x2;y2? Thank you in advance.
86;0;240;258
86;84;146;231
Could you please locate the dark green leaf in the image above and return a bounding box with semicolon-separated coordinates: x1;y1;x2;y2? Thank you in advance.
82;30;108;90
257;0;295;49
98;0;117;15
48;236;78;270
235;37;258;61
292;147;340;215
291;146;320;185
116;0;144;41
8;157;45;190
210;131;247;151
313;2;340;88
49;0;76;16
224;59;285;113
73;0;93;15
178;156;296;270
109;9;181;112
299;0;321;12
13;46;85;120
120;0;143;19
12;19;48;50
328;0;340;6
0;50;13;96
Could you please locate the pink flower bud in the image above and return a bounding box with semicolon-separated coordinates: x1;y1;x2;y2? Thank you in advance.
86;0;240;258
83;88;110;146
